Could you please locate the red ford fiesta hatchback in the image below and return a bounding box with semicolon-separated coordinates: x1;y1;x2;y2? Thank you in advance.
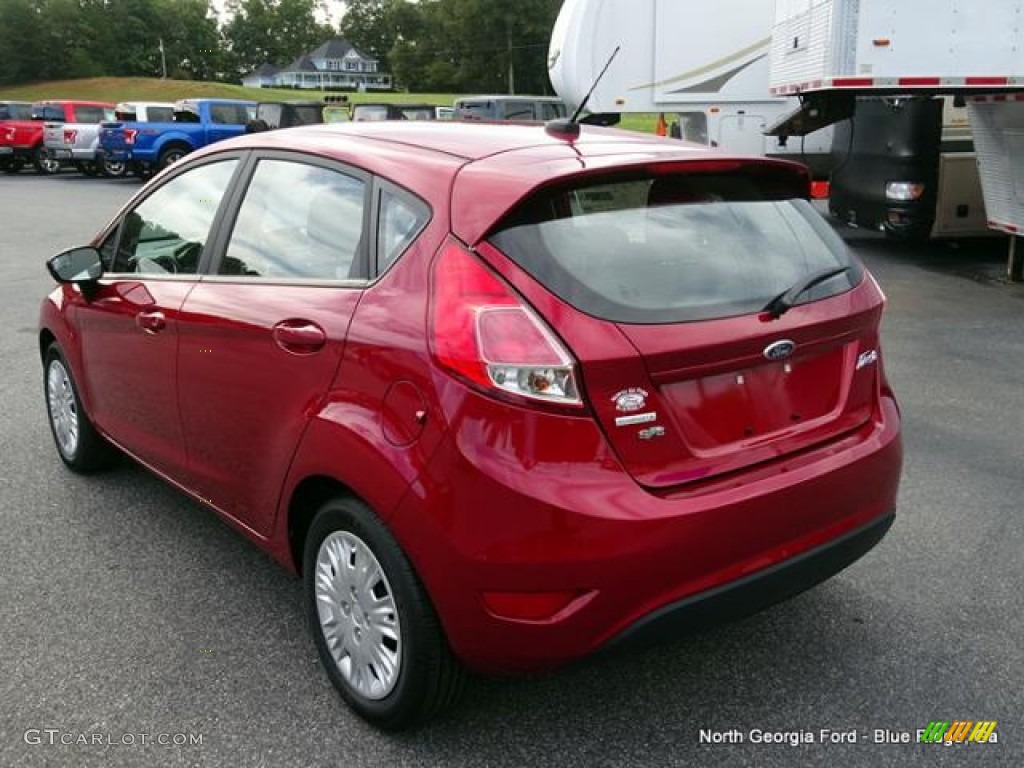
39;121;902;729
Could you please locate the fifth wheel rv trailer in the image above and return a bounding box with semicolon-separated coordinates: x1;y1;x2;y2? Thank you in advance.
767;0;1024;246
548;0;834;176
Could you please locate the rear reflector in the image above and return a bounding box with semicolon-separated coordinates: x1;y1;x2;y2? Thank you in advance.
482;590;588;622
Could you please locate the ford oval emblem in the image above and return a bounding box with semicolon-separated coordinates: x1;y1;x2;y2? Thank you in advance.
763;340;796;361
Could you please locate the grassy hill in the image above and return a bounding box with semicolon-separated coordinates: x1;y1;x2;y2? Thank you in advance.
0;77;659;133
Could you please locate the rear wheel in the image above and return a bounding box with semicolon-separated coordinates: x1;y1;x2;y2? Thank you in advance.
101;157;127;178
0;157;21;173
304;496;465;730
75;161;99;177
157;145;189;171
43;343;116;472
33;145;61;175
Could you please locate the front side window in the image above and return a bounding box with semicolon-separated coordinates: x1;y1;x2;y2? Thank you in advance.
489;171;861;324
108;159;238;274
220;159;365;280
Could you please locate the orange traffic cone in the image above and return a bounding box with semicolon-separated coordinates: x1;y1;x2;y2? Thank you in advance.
655;113;667;136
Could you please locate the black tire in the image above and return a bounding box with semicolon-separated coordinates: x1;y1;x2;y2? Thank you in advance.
76;161;99;177
33;145;61;175
157;145;189;171
245;118;270;133
101;157;127;178
43;343;116;472
303;496;465;730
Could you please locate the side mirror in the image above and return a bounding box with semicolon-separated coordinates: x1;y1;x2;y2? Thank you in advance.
47;246;103;284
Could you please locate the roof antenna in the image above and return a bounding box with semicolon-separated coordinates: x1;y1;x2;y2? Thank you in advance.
546;45;620;140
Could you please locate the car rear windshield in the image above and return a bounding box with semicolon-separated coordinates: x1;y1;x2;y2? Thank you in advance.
488;171;862;324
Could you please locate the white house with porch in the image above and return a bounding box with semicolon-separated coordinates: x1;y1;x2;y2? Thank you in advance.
242;39;391;91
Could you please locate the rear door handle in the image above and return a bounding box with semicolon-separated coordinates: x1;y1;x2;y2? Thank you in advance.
136;310;166;334
272;320;326;354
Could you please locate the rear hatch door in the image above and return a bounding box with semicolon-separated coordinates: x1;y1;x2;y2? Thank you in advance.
484;162;884;489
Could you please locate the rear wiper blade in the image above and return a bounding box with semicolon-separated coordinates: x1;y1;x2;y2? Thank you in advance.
763;266;852;319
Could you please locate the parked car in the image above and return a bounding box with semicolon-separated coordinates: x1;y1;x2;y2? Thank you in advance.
454;95;567;121
245;101;325;132
98;98;255;177
0;101;32;172
39;121;902;730
90;102;177;177
43;104;122;177
0;100;113;174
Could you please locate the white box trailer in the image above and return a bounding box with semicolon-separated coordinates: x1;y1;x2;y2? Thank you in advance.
769;0;1024;95
548;0;834;174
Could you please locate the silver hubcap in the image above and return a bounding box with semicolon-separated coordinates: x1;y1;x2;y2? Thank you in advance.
47;359;79;458
314;531;401;700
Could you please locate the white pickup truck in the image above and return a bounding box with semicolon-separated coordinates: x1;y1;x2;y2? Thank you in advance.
44;101;173;178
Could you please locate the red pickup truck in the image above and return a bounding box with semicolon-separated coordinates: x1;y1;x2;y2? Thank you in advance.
0;100;113;174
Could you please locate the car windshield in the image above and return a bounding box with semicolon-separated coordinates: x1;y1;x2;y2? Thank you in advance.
489;172;862;324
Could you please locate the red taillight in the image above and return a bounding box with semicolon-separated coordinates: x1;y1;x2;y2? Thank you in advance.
124;128;137;145
63;129;77;144
430;239;582;407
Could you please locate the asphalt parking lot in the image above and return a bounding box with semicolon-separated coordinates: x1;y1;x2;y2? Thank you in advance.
1;173;1021;767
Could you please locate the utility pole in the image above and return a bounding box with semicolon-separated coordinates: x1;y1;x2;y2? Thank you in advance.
159;37;167;79
506;21;515;95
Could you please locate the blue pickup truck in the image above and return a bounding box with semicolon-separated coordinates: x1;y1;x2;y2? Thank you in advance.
98;98;255;176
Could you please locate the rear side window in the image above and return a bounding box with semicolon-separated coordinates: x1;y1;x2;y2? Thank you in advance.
539;102;566;120
377;189;429;272
147;106;174;122
489;172;862;324
258;104;283;127
288;105;324;125
74;106;109;123
210;104;251;125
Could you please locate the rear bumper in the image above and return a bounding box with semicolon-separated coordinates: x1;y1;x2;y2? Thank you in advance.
47;147;97;162
390;385;902;676
602;510;894;653
99;148;131;162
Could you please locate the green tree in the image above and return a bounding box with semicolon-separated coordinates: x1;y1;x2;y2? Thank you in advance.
0;0;51;84
223;0;334;79
380;0;561;93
